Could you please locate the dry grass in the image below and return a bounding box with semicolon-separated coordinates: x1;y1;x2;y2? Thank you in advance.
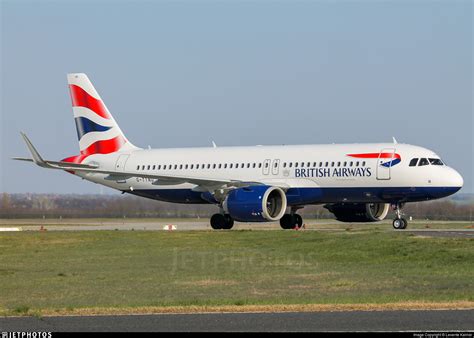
177;279;238;287
1;301;473;317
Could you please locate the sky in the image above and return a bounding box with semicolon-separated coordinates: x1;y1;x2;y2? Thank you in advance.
1;0;472;194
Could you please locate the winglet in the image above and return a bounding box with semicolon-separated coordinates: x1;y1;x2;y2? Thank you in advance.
212;141;217;148
392;137;398;144
19;132;50;168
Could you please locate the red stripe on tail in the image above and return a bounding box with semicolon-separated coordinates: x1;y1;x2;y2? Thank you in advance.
69;84;110;119
62;135;126;165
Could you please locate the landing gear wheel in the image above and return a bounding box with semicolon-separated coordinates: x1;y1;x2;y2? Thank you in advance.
279;214;295;229
279;214;303;229
392;218;407;230
294;214;303;228
391;203;407;230
210;214;226;230
400;218;408;229
223;214;234;230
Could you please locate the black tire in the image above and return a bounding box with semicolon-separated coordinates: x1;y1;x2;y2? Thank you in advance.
280;214;295;229
392;218;405;230
294;214;303;227
223;214;234;230
400;218;408;229
210;214;226;230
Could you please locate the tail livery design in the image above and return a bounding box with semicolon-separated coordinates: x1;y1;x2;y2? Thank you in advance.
63;73;137;163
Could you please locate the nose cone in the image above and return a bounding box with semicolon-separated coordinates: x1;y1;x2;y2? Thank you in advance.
450;168;464;189
443;168;463;197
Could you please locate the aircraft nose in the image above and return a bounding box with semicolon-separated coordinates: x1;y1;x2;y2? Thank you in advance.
448;168;463;189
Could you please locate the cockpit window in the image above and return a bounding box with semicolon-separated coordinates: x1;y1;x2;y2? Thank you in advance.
418;158;429;166
429;158;443;165
409;158;418;167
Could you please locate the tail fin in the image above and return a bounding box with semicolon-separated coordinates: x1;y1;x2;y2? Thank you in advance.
67;73;138;161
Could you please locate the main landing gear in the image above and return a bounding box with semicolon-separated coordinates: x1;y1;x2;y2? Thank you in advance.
392;203;407;230
279;211;303;230
210;213;234;230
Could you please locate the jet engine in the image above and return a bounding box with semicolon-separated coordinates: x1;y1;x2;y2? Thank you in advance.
223;185;287;222
324;203;389;222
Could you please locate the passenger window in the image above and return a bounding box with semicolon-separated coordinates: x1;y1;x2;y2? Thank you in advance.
350;162;353;167
409;158;418;167
253;163;257;168
218;164;222;169
313;162;316;167
258;163;262;168
289;163;293;168
147;165;150;170
191;164;194;169
136;165;140;170
319;162;323;167
418;158;429;166
283;162;287;168
331;162;334;167
325;162;328;167
362;161;366;166
307;162;311;167
295;162;298;168
174;165;177;170
356;162;359;167
229;163;233;169
241;163;245;168
213;164;216;169
301;162;305;167
152;165;156;170
337;162;341;167
158;165;161;170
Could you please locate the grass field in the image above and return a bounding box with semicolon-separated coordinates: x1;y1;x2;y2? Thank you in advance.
1;218;473;230
0;228;473;316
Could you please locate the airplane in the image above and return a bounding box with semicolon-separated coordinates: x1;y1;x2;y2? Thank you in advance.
14;73;464;230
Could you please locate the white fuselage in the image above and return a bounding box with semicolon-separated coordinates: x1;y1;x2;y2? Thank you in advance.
74;142;463;205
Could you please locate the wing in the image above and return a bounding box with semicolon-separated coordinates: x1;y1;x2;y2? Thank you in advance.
14;133;284;194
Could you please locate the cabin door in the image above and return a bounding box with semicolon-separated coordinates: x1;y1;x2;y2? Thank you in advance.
376;148;395;180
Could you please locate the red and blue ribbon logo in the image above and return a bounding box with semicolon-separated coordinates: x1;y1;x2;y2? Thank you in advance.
347;152;402;167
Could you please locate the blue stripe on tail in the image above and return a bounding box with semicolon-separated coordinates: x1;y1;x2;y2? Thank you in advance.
74;117;111;140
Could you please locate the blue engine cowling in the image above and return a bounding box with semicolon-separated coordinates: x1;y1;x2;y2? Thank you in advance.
223;185;287;222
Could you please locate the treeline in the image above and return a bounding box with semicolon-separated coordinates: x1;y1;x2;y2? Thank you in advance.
0;192;472;221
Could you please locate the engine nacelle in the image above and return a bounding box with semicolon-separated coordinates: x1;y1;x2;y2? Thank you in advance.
324;203;389;222
223;186;287;222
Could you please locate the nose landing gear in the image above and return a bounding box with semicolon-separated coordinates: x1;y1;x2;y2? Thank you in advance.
392;203;407;230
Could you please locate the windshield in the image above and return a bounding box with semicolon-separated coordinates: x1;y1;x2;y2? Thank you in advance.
429;158;444;165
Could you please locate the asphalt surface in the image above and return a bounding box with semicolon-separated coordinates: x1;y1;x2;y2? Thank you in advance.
1;310;473;332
